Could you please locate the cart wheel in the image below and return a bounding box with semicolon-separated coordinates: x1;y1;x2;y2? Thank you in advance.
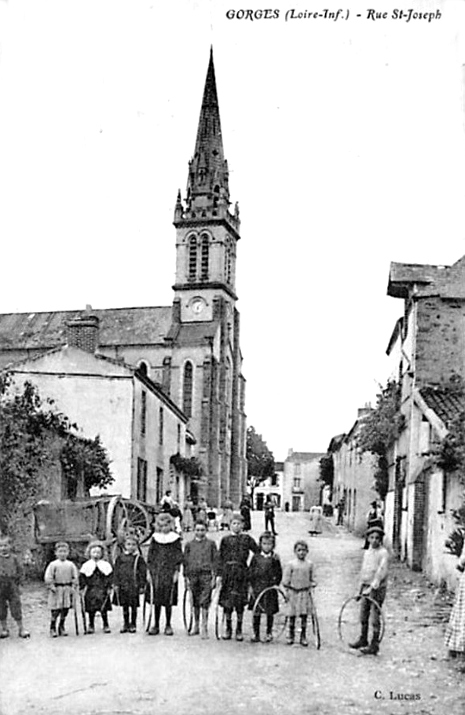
338;595;385;646
309;592;321;650
252;586;288;641
142;572;154;633
183;587;194;634
106;496;151;546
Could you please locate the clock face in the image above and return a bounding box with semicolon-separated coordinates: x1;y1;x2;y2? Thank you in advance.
191;298;205;315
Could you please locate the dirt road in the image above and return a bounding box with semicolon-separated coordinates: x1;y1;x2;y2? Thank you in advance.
0;512;463;715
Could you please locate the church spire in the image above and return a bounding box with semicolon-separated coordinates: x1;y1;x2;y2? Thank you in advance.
186;49;230;210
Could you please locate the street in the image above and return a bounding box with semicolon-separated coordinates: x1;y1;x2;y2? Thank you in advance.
0;511;463;715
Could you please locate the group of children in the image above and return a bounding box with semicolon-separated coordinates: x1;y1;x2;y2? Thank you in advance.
0;512;391;655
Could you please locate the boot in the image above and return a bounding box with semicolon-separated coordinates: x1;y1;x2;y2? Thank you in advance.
223;615;233;640
349;636;369;649
286;617;295;645
50;623;58;638
235;614;244;642
300;628;308;647
58;621;68;637
251;615;260;643
192;607;200;636
201;608;209;640
360;637;379;655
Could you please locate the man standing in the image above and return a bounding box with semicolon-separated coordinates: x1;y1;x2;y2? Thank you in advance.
264;497;277;536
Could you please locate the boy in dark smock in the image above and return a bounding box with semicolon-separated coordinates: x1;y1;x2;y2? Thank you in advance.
248;532;282;642
183;521;217;638
0;535;30;639
147;512;183;636
113;534;147;633
217;512;258;641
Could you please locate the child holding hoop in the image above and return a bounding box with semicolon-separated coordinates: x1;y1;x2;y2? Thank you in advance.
217;512;259;641
183;521;217;638
282;540;316;646
147;511;183;636
248;532;282;642
113;534;147;633
349;524;389;655
79;540;113;634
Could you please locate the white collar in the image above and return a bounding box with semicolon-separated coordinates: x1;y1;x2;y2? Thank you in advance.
80;559;113;577
153;532;180;544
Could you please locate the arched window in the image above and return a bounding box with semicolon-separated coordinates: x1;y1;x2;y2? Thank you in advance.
188;236;197;281
200;234;209;280
137;361;148;377
183;361;193;418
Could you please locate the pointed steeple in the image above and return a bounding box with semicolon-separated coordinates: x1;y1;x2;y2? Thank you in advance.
186;49;230;210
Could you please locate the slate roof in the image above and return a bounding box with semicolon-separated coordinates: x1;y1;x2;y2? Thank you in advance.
0;306;173;350
419;386;464;427
166;321;219;346
286;451;325;463
387;255;465;300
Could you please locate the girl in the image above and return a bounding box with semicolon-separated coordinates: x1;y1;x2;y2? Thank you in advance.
248;532;282;642
79;540;113;634
147;512;183;636
282;540;316;646
44;541;79;637
445;539;465;664
217;512;258;641
113;534;147;633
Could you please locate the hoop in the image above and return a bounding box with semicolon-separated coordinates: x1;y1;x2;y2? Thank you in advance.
142;571;154;632
183;586;194;634
309;590;321;650
338;595;385;645
252;586;288;641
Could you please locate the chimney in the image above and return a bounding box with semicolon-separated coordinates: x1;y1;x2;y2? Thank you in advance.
66;306;100;353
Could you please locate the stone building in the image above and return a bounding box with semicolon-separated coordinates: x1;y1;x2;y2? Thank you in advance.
0;51;247;508
282;450;325;512
330;409;379;535
7;319;194;506
253;461;284;511
384;255;465;586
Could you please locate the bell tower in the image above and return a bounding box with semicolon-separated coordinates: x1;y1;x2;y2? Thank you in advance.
172;49;241;324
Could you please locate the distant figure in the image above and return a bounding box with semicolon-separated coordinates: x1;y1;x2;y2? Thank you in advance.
308;506;323;536
336;498;345;526
363;501;384;549
183;499;195;532
239;496;252;532
264;497;277;536
160;490;174;510
284;502;290;513
220;497;234;530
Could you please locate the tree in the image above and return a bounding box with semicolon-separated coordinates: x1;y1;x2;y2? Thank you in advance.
318;454;334;499
357;380;403;499
246;426;275;498
0;373;113;535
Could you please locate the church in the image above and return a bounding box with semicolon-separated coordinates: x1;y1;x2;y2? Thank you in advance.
0;51;247;509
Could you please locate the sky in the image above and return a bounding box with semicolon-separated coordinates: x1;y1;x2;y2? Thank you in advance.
0;0;465;460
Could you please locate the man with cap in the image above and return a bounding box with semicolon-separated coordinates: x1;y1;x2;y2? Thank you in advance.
349;524;389;655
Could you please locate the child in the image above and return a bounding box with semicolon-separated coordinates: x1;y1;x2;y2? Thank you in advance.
44;541;79;637
183;520;217;638
0;534;30;639
248;532;282;643
113;534;147;633
445;539;465;664
349;524;389;655
217;512;259;641
79;540;113;634
282;540;316;646
147;512;183;636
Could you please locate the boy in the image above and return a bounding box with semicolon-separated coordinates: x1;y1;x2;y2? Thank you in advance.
217;512;258;641
350;524;389;655
44;541;79;637
183;521;217;638
0;534;30;638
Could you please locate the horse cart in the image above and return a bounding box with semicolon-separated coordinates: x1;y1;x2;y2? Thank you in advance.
33;495;156;566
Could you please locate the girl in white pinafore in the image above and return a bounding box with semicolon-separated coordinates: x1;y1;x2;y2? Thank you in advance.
281;540;316;647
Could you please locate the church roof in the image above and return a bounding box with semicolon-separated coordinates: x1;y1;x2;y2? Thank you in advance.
0;306;173;350
167;321;219;346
